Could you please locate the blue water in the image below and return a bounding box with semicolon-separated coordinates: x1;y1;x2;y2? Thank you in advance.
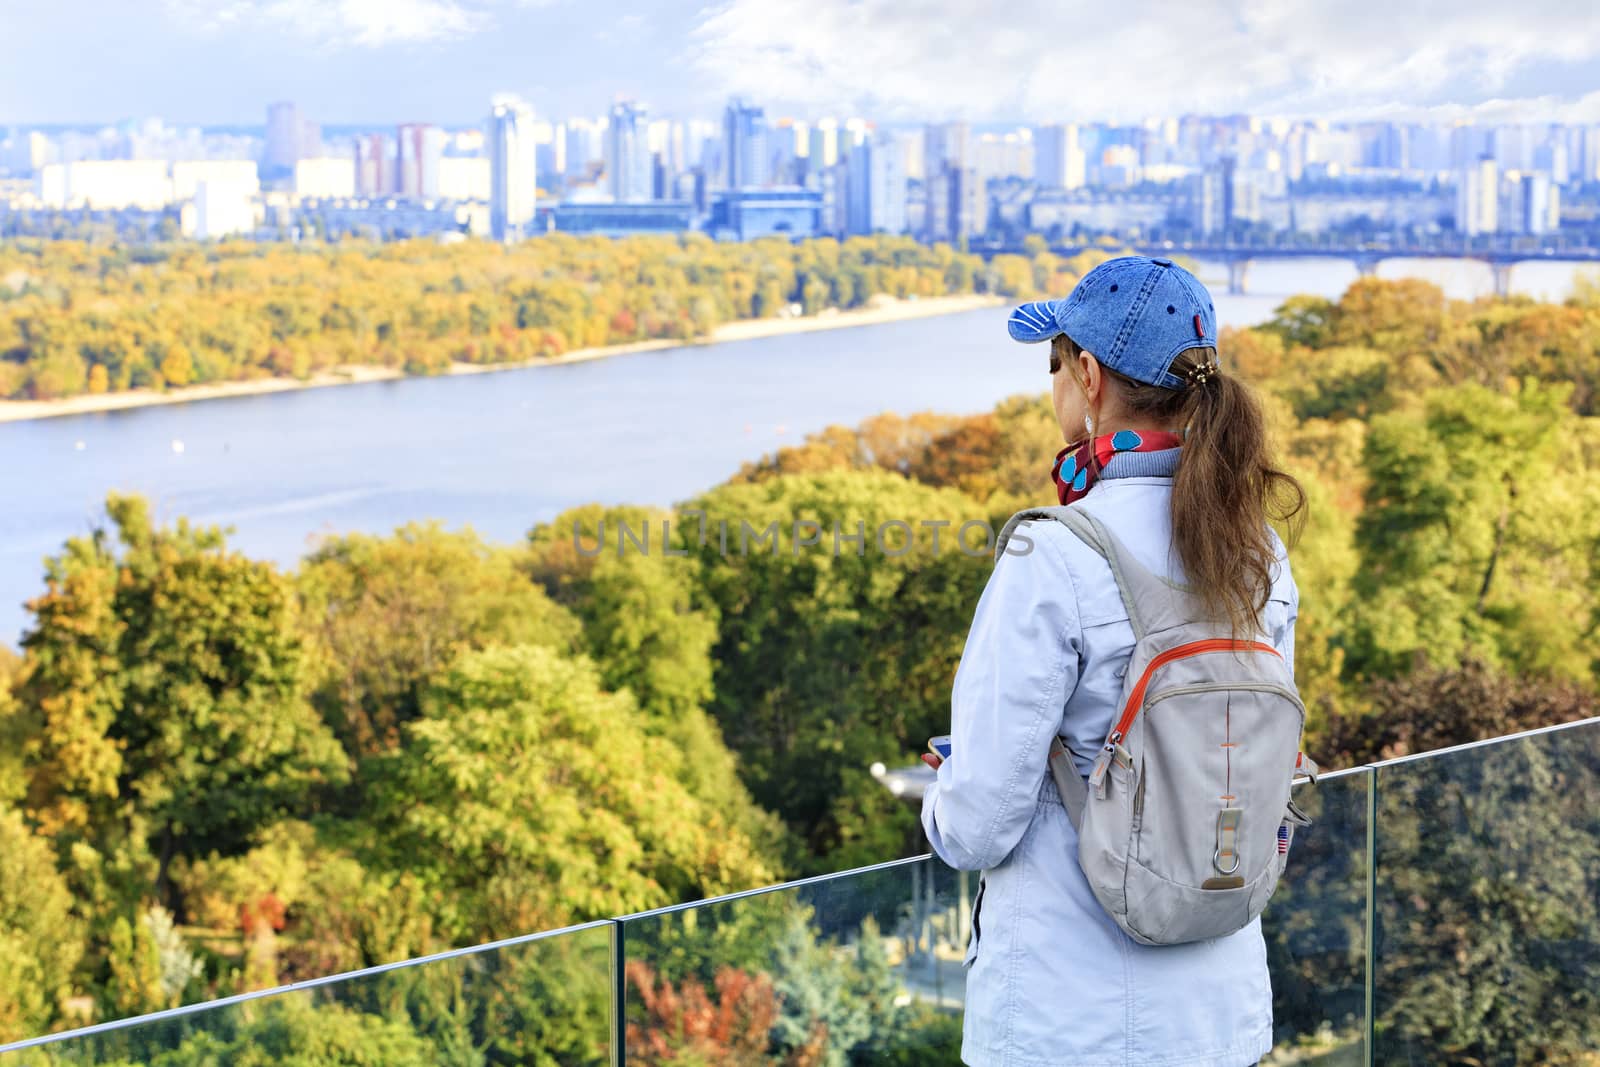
3;307;1038;645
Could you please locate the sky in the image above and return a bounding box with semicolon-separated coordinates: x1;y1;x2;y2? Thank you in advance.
4;0;1600;127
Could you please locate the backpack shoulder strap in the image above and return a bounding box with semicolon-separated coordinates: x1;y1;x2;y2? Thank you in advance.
995;504;1205;638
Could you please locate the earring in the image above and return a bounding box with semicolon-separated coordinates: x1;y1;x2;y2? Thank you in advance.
1084;412;1095;436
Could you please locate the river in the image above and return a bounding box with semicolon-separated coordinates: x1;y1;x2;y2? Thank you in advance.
2;256;1596;645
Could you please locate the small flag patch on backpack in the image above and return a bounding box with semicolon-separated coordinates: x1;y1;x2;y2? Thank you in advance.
1277;824;1290;855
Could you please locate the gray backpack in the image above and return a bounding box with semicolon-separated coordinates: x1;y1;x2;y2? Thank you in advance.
995;504;1318;947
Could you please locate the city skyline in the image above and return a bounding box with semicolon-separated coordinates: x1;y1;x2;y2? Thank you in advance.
6;1;1600;126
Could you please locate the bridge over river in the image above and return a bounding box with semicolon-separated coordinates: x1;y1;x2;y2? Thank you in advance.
986;238;1600;297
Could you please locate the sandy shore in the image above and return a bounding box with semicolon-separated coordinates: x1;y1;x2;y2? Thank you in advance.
0;293;1006;424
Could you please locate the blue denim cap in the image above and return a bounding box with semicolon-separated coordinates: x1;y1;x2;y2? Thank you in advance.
1008;255;1218;390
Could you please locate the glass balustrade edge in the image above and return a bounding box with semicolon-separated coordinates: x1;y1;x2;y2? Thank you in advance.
0;918;617;1056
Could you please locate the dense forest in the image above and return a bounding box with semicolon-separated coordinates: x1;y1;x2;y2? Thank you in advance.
1;259;1598;1064
0;234;1083;400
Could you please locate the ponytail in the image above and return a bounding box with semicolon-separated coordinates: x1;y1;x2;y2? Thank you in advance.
1062;338;1306;639
1169;352;1306;639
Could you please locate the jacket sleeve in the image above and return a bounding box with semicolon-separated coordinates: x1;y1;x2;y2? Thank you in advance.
921;523;1082;871
1267;528;1299;681
1282;572;1299;682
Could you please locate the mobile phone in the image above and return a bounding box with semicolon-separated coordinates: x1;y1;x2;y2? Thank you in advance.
927;735;952;760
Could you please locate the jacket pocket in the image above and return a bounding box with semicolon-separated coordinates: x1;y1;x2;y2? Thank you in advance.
964;874;986;968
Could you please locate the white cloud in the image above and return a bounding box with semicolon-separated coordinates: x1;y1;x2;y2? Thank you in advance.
163;0;492;48
1372;91;1600;126
689;0;1600;122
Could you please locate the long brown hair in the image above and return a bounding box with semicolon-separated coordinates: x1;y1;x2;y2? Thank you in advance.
1054;334;1306;639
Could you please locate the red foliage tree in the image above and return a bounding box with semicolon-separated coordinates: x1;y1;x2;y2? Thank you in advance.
625;960;826;1066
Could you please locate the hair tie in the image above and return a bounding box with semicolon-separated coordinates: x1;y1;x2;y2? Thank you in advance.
1185;357;1221;388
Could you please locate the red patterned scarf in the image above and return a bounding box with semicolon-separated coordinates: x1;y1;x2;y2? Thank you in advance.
1052;429;1185;505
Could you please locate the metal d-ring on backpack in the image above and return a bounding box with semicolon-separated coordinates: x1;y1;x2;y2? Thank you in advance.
995;504;1319;947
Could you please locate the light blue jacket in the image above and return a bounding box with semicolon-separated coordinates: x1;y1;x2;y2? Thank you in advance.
921;448;1297;1067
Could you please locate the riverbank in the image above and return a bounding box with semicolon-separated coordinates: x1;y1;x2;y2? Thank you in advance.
0;293;1006;424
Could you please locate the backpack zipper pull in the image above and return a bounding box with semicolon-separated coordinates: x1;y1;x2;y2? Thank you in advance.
1089;743;1115;798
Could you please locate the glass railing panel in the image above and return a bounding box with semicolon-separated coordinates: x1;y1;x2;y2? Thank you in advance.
1372;719;1600;1066
1260;767;1372;1066
619;856;968;1066
0;920;615;1066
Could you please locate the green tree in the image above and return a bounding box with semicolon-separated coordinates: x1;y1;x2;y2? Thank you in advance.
1347;380;1600;682
527;505;716;723
297;522;582;760
173;820;440;985
1261;293;1338;349
526;505;788;865
1322;659;1596;766
1283;345;1395;422
686;470;990;863
0;646;26;807
368;644;777;943
140;999;440;1067
17;494;346;883
0;806;84;1042
1369;723;1600;1065
767;910;905;1066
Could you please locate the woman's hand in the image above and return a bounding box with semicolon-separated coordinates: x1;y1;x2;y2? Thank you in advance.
921;753;943;770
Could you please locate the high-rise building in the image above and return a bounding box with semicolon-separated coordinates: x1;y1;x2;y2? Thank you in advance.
606;101;653;202
724;98;769;189
924;161;983;242
809;119;840;171
1374;123;1410;170
1519;173;1559;235
5;130;53;175
924;167;951;242
1533;137;1569;185
527;119;557;188
1188;168;1225;235
821;161;848;236
875;137;908;234
845;144;871;235
354;134;392;197
300;119;322;162
1407;123;1450;172
265;102;298;171
1231;169;1266;225
1034;124;1086;189
565;119;603;179
1099;144;1141;188
1455;154;1499;236
265;102;303;175
924;122;970;173
1450;125;1489;169
845;134;907;235
1219;155;1237;231
1579;126;1600;184
1492;125;1534;172
975;130;1035;183
646;118;686;176
769;118;804;185
396;124;445;200
952;165;984;239
488;95;538;242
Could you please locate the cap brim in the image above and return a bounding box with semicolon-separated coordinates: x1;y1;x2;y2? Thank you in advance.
1007;301;1060;343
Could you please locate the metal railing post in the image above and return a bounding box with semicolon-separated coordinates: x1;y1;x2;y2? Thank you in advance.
611;920;626;1067
1364;768;1377;1067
